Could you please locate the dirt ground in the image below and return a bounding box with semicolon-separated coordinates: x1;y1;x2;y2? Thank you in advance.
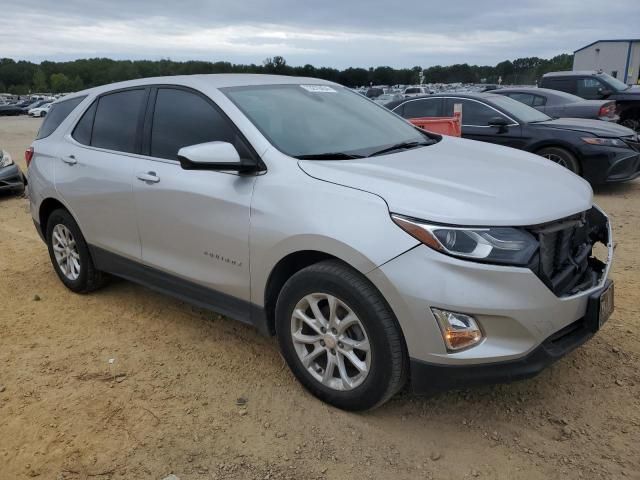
1;115;639;480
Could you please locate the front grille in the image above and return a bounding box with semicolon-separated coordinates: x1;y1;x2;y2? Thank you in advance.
527;207;609;297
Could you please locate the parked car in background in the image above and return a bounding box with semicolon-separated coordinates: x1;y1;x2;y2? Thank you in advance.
21;99;50;114
373;93;404;104
493;87;618;122
386;93;640;184
540;71;640;131
0;148;26;193
28;75;614;410
403;86;431;97
365;87;385;99
0;104;23;116
29;103;52;117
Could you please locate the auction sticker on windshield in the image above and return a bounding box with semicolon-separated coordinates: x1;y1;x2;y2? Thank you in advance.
300;85;337;93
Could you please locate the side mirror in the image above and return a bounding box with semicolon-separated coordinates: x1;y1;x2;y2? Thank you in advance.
488;116;509;132
177;141;255;172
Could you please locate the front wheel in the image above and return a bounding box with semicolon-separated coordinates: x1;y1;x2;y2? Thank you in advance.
537;146;581;175
275;260;408;411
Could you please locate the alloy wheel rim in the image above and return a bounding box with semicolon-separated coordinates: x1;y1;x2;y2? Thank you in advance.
542;152;568;169
52;224;81;281
290;293;371;391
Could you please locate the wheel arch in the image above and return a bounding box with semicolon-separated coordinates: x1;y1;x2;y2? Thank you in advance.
529;141;582;172
39;197;81;238
263;250;343;335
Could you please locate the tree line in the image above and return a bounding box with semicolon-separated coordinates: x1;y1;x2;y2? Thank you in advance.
0;54;573;94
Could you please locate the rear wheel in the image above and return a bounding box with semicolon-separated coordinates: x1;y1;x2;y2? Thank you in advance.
275;260;407;410
537;146;580;174
46;209;107;293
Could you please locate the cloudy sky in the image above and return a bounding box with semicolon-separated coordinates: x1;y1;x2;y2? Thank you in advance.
3;0;639;68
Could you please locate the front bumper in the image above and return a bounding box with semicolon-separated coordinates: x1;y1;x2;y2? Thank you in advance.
579;144;640;184
0;163;25;191
366;233;612;392
409;280;610;394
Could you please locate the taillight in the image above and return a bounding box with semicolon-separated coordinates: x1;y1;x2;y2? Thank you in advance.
598;103;616;118
25;146;34;167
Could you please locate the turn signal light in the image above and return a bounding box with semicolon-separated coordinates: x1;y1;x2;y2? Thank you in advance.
25;147;34;167
431;308;483;352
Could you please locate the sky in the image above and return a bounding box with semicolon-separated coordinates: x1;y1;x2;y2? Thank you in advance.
2;0;639;68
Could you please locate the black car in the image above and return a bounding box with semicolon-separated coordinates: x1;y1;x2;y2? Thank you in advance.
0;104;23;116
20;99;49;114
493;87;618;122
540;71;640;131
385;93;640;184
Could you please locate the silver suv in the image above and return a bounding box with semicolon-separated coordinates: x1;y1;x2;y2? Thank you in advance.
27;75;614;410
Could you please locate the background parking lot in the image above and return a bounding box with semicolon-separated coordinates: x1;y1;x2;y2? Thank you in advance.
1;116;639;479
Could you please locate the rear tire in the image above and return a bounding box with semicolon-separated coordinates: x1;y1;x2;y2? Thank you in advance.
275;260;408;411
537;146;580;175
45;209;107;293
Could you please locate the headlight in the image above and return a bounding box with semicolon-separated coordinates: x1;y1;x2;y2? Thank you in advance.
391;214;538;266
582;137;627;148
0;151;13;168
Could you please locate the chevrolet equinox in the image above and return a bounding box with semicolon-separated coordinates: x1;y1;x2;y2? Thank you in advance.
27;75;614;410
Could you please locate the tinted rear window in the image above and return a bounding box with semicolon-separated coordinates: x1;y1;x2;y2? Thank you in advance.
36;96;86;140
72;101;97;145
91;89;146;153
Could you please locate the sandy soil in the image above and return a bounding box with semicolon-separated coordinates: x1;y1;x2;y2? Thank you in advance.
1;115;639;480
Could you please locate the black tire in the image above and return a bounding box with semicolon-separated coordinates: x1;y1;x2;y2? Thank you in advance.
537;146;581;175
275;260;408;411
45;208;107;293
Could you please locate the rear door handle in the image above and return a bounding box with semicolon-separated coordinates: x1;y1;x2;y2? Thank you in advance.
61;155;77;165
136;171;160;183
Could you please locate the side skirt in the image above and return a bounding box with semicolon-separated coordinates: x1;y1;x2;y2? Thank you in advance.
90;246;271;336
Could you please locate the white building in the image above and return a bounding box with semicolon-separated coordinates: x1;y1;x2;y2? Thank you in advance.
573;39;640;85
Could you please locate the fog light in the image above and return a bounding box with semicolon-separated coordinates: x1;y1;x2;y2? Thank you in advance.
431;308;483;352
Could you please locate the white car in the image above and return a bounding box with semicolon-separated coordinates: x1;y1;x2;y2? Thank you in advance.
403;86;432;98
29;103;52;117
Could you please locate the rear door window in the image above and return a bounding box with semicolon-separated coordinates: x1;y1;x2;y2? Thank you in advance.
149;88;246;161
506;93;535;106
576;78;605;99
444;98;502;126
91;89;147;153
532;95;546;107
402;98;442;118
36;96;86;139
544;78;576;94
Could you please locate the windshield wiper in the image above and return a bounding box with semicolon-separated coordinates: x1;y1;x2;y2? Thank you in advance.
294;152;365;160
367;140;433;157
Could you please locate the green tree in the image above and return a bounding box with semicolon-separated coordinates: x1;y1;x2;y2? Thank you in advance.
32;69;48;92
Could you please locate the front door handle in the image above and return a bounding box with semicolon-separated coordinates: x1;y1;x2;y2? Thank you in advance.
61;155;77;165
136;171;160;183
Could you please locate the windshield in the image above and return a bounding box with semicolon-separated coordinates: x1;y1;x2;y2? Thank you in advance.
488;95;551;123
223;84;431;158
598;73;629;92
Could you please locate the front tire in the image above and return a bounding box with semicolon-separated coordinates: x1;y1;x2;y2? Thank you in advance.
537;146;580;175
46;208;107;293
275;260;407;411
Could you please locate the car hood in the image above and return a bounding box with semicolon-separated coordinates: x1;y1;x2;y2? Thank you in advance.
535;118;635;137
298;136;593;226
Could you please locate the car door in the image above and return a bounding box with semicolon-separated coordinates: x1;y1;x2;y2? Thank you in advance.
55;88;148;260
443;98;522;148
132;86;257;304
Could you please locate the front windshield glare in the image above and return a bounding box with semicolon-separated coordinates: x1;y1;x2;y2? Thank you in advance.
489;95;551;123
223;84;430;158
598;73;629;92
